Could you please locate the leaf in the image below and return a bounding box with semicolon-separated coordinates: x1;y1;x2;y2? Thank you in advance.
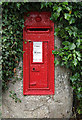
74;11;79;17
19;99;22;103
76;39;81;47
73;32;76;37
73;86;76;90
57;7;62;13
69;18;75;24
70;73;80;82
68;30;73;36
9;95;12;97
64;13;71;20
59;52;64;57
54;59;59;66
73;59;78;66
66;7;71;11
69;43;76;50
41;3;44;9
52;50;59;55
78;110;81;114
48;2;53;7
78;87;81;93
16;3;21;9
55;28;60;32
53;5;58;11
62;2;68;5
9;91;12;94
54;28;59;36
53;12;60;20
62;41;70;46
54;32;57;36
76;51;81;57
63;46;69;50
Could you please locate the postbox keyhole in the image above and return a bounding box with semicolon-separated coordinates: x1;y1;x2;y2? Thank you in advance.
33;68;35;71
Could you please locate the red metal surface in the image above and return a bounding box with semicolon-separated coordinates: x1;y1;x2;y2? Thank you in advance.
23;12;54;95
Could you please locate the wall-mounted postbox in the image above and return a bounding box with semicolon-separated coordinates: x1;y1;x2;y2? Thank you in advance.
23;12;54;95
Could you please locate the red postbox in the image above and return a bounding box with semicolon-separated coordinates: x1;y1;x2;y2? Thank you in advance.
23;12;54;95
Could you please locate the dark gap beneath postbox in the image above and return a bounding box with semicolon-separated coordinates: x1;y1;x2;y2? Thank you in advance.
27;28;49;31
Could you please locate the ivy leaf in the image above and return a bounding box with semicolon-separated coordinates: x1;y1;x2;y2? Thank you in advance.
68;30;73;36
69;43;76;50
63;46;69;50
62;2;68;5
78;110;81;114
16;3;21;9
73;59;78;66
77;57;81;61
52;50;59;56
70;73;80;82
48;2;53;7
73;32;76;37
69;18;75;24
59;52;64;57
54;59;59;66
62;41;70;45
76;51;81;57
76;39;81;47
41;3;44;9
67;54;72;59
66;7;71;11
54;28;59;36
78;87;81;93
53;5;58;11
53;12;60;20
57;7;62;13
64;13;71;20
74;11;79;17
55;28;59;32
45;3;48;8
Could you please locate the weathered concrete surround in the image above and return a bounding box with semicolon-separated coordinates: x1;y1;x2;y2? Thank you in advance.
2;36;73;118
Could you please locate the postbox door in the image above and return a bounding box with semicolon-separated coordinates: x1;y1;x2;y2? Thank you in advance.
29;41;48;88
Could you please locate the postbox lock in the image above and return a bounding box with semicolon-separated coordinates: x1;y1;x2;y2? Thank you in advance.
33;68;35;71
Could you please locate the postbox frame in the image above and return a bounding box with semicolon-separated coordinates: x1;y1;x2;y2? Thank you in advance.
23;12;55;95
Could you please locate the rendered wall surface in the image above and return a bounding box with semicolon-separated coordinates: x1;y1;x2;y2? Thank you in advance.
2;36;73;118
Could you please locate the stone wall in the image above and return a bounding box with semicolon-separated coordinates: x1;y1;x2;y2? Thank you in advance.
2;36;73;118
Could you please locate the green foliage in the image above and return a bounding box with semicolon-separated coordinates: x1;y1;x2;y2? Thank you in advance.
9;90;21;103
2;2;42;90
2;3;25;90
2;2;82;117
41;2;82;116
